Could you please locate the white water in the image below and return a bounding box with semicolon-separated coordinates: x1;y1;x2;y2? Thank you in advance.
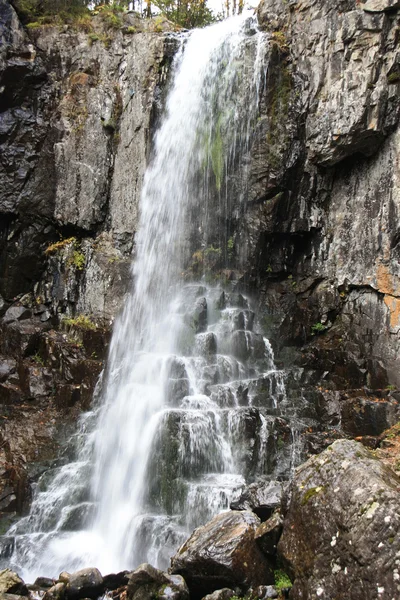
1;13;309;581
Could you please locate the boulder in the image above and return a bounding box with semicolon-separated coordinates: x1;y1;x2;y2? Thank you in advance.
127;564;188;600
65;568;103;600
230;480;285;520
0;570;28;596
278;439;400;599
34;577;56;589
170;510;273;599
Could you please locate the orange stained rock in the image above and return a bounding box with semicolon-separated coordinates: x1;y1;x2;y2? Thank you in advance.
384;295;400;329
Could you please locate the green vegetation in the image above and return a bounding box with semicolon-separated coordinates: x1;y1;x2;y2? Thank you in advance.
301;486;326;505
62;314;97;331
274;569;293;592
311;322;326;335
69;249;85;271
32;353;45;366
152;0;215;28
12;0;216;31
45;237;86;272
387;72;400;84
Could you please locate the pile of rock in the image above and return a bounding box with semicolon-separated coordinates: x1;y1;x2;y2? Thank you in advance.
2;440;400;600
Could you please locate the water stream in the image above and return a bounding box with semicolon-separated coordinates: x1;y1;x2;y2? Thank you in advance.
1;13;310;580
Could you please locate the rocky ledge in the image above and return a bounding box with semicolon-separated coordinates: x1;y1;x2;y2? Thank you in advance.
1;439;398;600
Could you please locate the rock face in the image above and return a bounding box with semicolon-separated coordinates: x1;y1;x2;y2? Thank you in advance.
278;440;400;600
0;1;175;521
170;510;273;599
249;0;400;394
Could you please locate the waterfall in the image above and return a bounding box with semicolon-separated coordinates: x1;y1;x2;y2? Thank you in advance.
1;13;305;581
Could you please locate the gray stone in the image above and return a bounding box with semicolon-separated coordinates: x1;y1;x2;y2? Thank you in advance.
2;306;31;324
201;589;236;600
65;568;103;600
230;479;285;520
362;0;400;12
278;439;400;600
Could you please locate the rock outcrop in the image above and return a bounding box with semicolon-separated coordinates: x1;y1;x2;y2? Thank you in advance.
278;439;400;600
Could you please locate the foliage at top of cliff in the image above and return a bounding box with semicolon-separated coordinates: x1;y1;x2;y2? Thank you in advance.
10;0;219;30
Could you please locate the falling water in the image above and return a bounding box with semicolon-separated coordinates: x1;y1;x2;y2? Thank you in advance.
0;12;310;580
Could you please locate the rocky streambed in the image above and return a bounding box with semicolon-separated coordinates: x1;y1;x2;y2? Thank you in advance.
1;440;399;600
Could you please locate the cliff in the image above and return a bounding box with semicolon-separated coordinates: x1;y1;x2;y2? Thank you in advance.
0;0;399;575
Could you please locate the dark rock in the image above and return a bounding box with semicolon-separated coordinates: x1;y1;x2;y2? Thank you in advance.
254;510;283;557
170;510;273;599
65;568;103;600
34;577;56;589
230;480;285;521
0;537;15;560
341;395;399;437
278;439;400;599
103;571;130;591
193;297;207;333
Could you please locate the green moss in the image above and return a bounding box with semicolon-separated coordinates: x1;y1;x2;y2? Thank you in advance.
387;72;400;84
62;314;97;331
274;569;292;591
210;116;224;191
69;249;85;271
301;486;326;505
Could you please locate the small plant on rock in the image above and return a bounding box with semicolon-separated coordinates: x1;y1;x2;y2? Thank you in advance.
311;322;326;335
274;569;293;593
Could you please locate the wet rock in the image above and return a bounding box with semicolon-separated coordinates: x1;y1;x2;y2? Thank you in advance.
195;332;217;356
0;569;28;596
44;582;66;600
170;510;273;598
278;439;400;599
254;510;283;557
193;298;208;333
65;568;103;600
0;537;15;560
34;577;56;589
230;479;285;521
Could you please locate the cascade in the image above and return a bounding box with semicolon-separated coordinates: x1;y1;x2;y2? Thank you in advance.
0;12;310;581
